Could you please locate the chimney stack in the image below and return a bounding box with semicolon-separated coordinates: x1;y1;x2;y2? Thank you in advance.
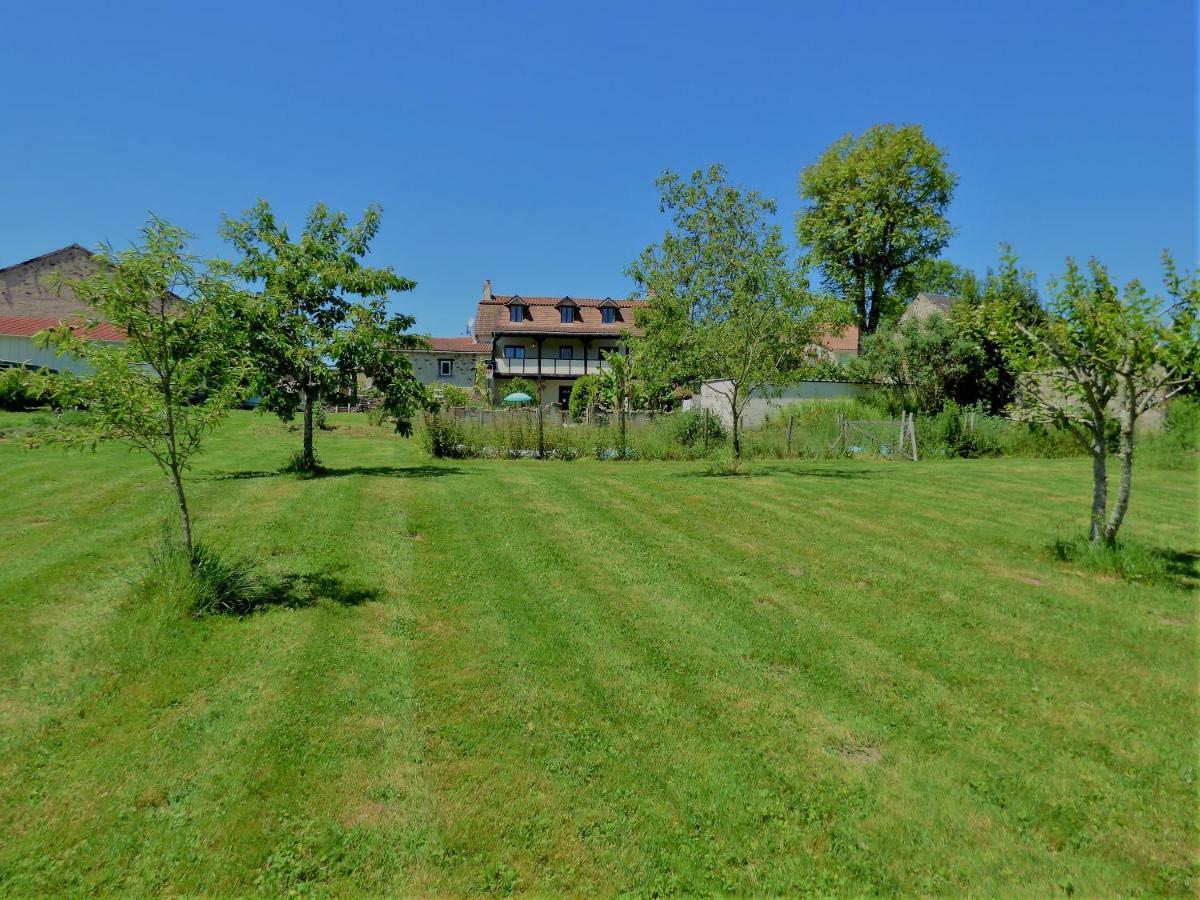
482;279;493;302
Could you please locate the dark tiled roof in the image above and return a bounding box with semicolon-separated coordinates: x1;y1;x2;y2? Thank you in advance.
915;293;961;312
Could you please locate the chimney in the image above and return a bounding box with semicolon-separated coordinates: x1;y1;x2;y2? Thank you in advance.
482;279;493;302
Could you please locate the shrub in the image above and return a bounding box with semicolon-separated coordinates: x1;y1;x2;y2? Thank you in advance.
441;384;472;409
503;377;539;404
142;530;267;617
568;375;601;422
1141;397;1200;470
669;408;726;447
421;413;469;458
0;368;44;411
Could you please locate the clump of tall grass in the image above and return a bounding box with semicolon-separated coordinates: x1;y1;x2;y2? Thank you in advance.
1048;534;1196;587
142;529;268;617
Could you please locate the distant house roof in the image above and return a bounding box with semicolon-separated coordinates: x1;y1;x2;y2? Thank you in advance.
475;290;647;340
0;314;123;342
900;293;963;324
425;337;490;353
0;244;92;276
819;323;859;353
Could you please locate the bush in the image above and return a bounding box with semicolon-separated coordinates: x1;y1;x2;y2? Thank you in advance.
0;368;45;411
440;384;472;409
142;531;267;617
669;409;727;447
503;377;539;404
918;401;1001;458
568;375;601;422
421;413;469;458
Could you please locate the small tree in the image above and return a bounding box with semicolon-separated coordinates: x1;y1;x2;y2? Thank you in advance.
797;124;956;334
473;357;490;403
984;254;1199;545
630;165;844;456
568;374;601;422
597;350;633;454
40;219;248;554
219;200;424;471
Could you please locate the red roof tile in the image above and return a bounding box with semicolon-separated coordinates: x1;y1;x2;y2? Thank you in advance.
818;324;859;352
476;293;646;340
426;337;490;353
0;315;123;342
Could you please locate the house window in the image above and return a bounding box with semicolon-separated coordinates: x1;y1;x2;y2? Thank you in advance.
509;305;526;323
560;306;575;324
504;346;525;359
437;359;453;378
559;346;574;360
601;307;616;324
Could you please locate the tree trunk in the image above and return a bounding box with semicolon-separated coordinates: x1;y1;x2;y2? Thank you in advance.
1104;384;1137;545
170;461;193;557
302;385;316;470
1088;429;1108;545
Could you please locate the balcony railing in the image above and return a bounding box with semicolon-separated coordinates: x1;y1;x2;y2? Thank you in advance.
493;357;612;377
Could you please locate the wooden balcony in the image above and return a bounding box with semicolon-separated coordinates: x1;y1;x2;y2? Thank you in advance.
493;357;612;377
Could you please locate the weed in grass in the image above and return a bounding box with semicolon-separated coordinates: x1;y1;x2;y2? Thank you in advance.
280;449;327;477
142;529;268;617
1049;534;1199;588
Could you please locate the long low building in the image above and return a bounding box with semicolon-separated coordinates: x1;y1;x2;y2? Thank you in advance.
0;244;117;372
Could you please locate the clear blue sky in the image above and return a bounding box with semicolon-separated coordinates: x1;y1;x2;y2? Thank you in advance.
4;0;1195;336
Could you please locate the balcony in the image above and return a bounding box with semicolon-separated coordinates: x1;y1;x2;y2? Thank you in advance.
493;357;612;377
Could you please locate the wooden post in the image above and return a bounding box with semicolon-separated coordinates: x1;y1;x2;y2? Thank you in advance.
786;415;794;457
703;407;710;453
909;412;918;461
898;413;906;460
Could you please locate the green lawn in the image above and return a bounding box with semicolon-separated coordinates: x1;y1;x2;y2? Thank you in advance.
0;411;1195;895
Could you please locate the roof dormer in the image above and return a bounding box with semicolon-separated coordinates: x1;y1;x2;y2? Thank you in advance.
506;295;529;323
556;296;580;324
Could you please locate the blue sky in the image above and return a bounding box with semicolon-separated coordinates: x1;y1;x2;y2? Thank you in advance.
4;0;1195;336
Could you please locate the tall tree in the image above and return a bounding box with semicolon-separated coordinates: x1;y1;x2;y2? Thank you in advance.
40;219;249;554
629;165;844;456
983;254;1198;545
219;201;425;471
797;124;956;334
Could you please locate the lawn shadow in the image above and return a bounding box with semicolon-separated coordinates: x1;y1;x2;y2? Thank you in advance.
251;571;382;611
1048;537;1199;590
678;464;881;480
211;464;470;481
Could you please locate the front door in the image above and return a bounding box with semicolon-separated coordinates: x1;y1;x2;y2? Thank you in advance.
558;385;572;410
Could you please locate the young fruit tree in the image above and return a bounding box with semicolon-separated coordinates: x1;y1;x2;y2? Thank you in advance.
797;123;956;334
219;200;426;472
597;349;634;456
629;164;846;457
39;219;249;555
984;254;1199;545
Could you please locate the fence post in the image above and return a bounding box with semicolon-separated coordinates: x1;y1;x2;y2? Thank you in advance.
898;413;906;460
909;411;918;461
786;415;794;457
703;408;710;453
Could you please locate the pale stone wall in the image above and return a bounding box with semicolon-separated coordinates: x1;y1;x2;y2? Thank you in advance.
405;350;484;389
697;380;876;428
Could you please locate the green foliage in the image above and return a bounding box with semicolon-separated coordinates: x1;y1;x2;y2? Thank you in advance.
982;252;1199;544
219;200;425;465
669;408;726;447
0;368;45;411
473;357;490;401
1140;397;1200;469
851;312;1002;415
440;384;471;409
1049;534;1194;588
142;528;267;617
797;124;956;333
568;374;601;422
503;377;538;402
629;164;847;455
421;413;468;458
38;218;249;553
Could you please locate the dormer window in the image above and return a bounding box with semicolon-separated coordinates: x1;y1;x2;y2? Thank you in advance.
507;295;527;323
556;296;578;324
599;297;620;325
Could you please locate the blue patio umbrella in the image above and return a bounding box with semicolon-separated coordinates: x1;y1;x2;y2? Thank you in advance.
503;392;533;404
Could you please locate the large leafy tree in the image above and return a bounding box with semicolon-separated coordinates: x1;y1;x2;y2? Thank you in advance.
40;219;249;554
219;201;425;471
984;254;1199;545
797;124;956;333
629;165;843;456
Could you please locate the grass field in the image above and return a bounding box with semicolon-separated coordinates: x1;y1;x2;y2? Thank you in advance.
0;410;1196;895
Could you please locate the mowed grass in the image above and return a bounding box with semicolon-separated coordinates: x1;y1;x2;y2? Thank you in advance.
0;411;1195;895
